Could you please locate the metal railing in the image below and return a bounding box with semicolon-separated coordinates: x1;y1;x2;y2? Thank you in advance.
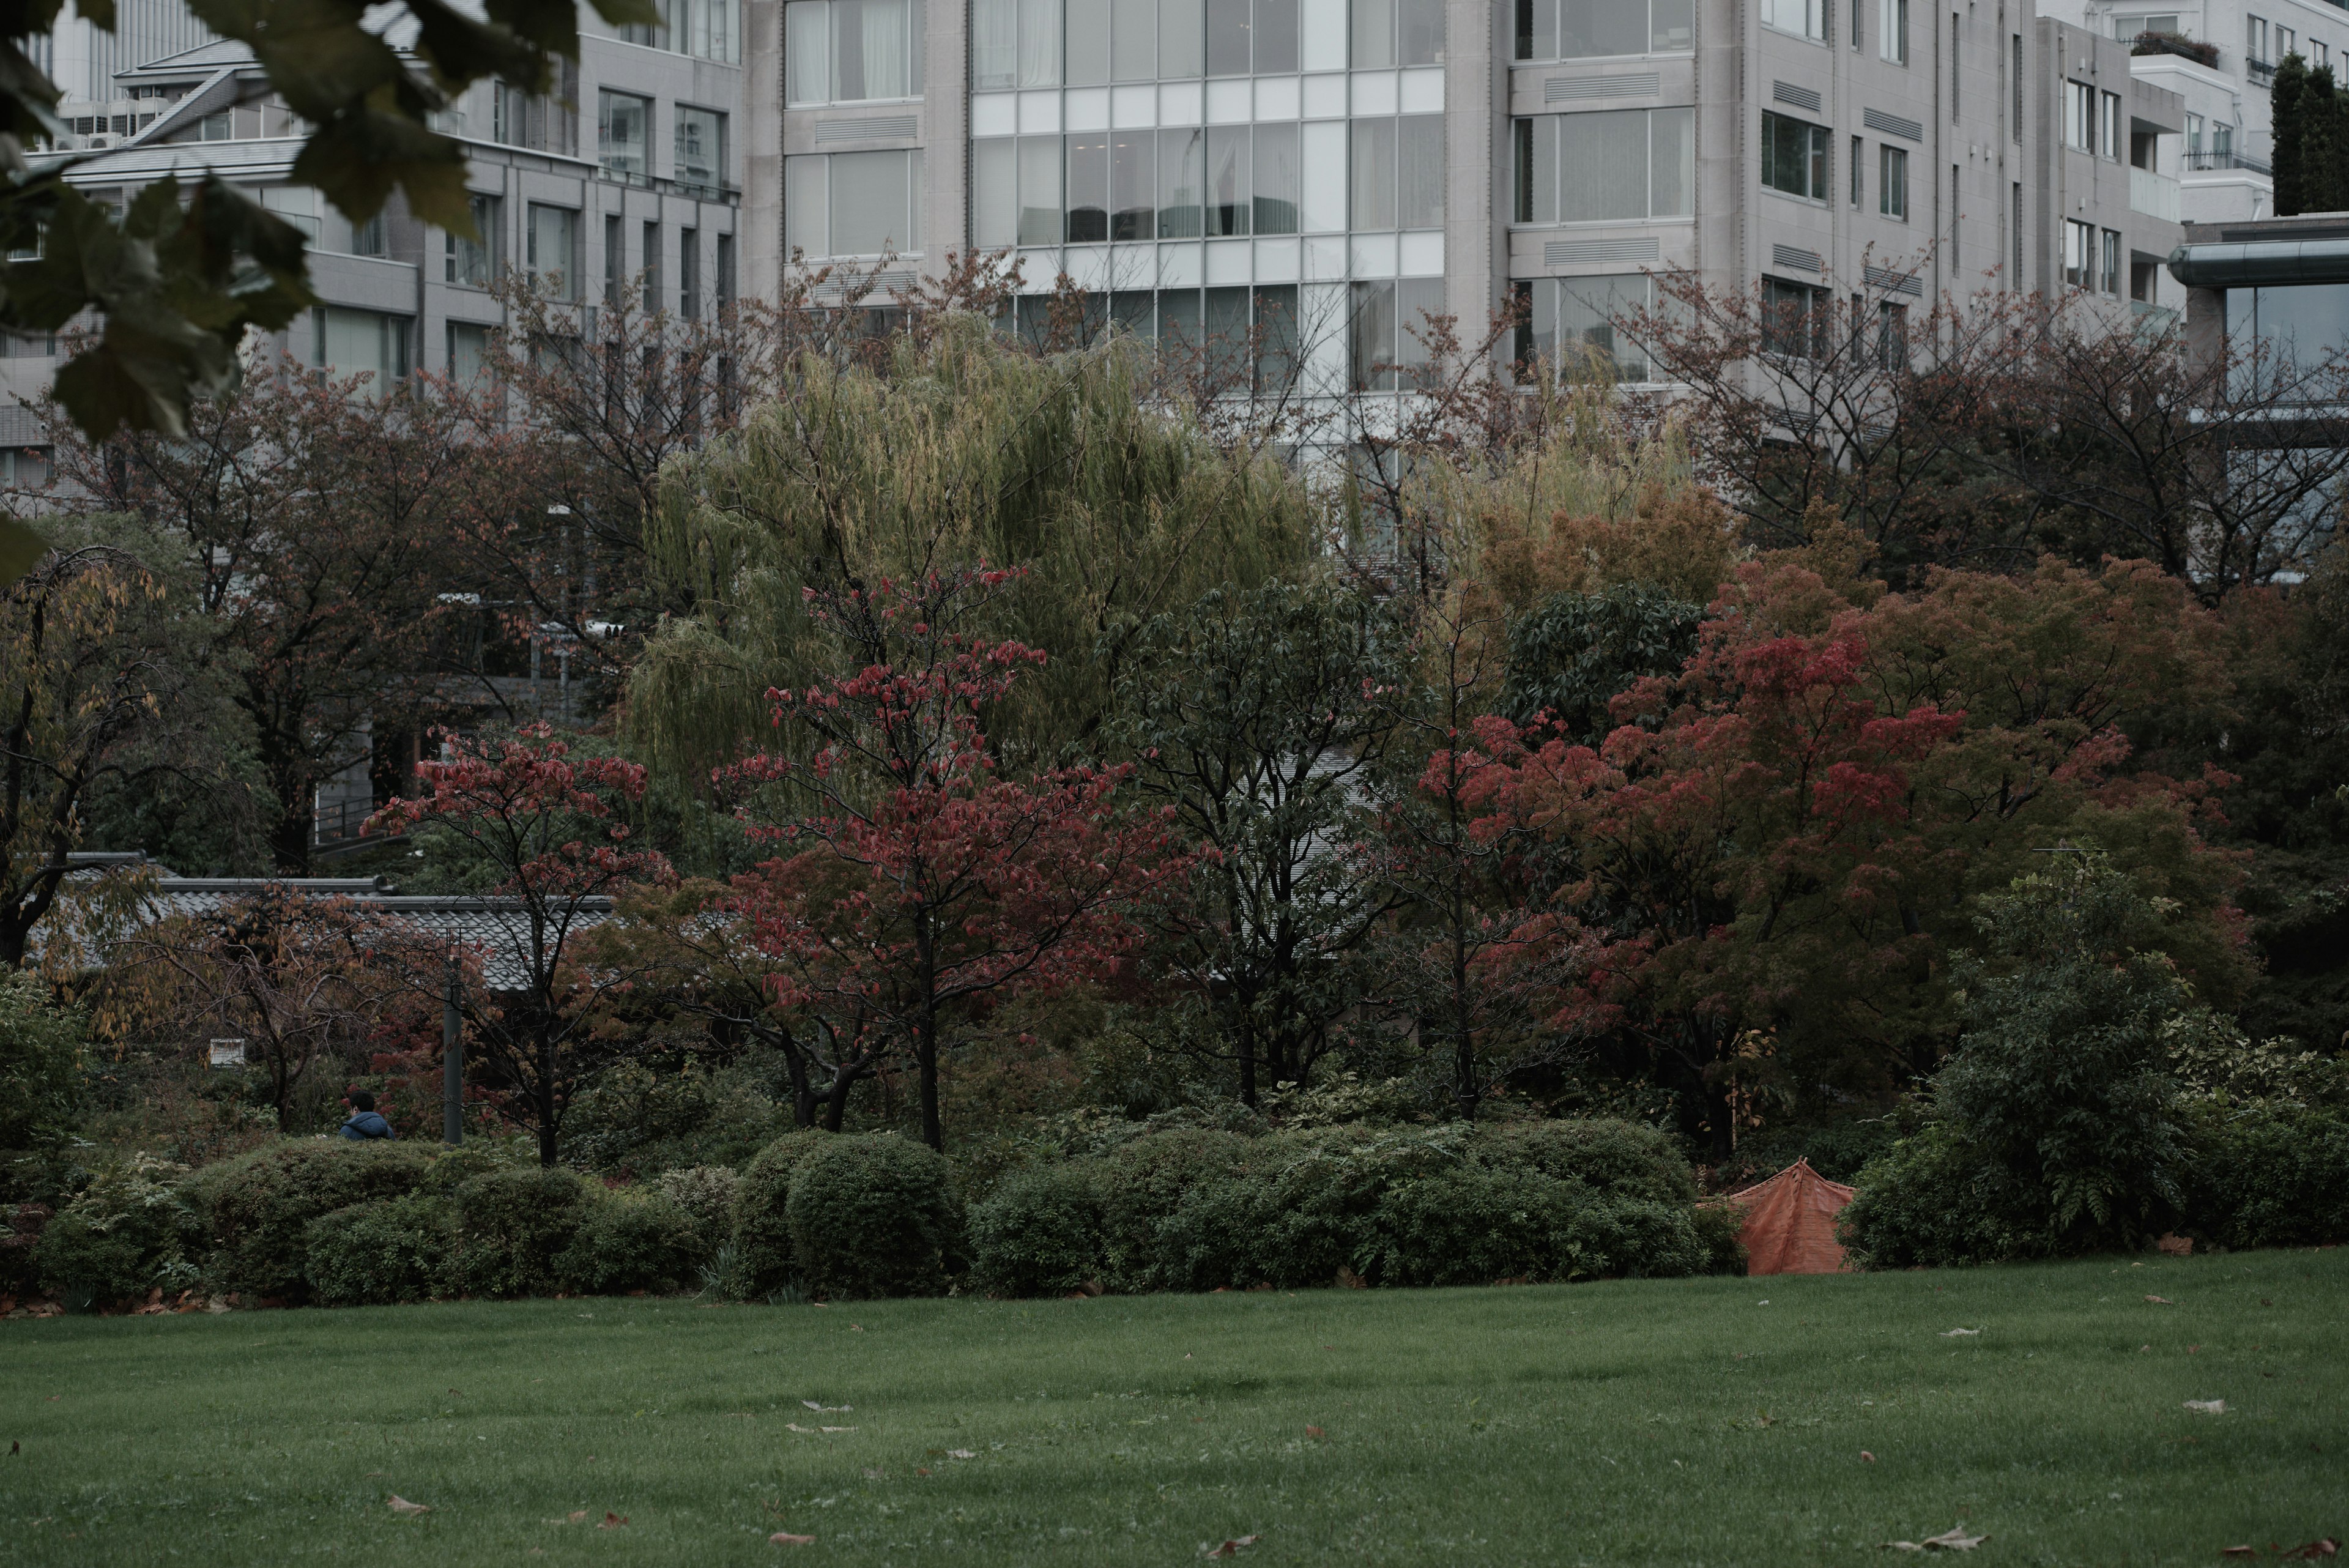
313;797;376;847
2182;149;2273;174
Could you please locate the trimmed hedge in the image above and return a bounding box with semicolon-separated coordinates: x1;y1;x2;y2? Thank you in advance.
447;1167;590;1298
555;1192;708;1295
305;1194;454;1306
182;1140;433;1301
730;1129;834;1298
967;1165;1105;1297
786;1135;959;1300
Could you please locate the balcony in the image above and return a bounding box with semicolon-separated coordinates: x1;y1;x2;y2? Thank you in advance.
2248;55;2278;85
2130;165;2181;220
2182;149;2274;175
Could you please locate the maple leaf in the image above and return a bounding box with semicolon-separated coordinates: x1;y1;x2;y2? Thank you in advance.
1203;1535;1261;1558
386;1495;431;1516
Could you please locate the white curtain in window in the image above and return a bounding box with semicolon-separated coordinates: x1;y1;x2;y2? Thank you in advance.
1018;0;1060;85
831;149;911;255
1559;111;1643;221
973;0;1015;87
787;2;829;102
863;0;910;97
1649;106;1691;217
1396;114;1444;228
785;154;829;257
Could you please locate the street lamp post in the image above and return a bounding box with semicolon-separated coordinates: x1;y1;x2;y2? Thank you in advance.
442;951;464;1146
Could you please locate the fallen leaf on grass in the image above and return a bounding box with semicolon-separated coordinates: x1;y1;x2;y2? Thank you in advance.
2282;1539;2341;1559
386;1495;431;1516
787;1424;816;1433
946;1449;976;1460
820;1427;857;1433
568;1511;588;1523
1881;1524;1985;1551
770;1533;816;1546
803;1402;852;1413
1861;1452;1876;1463
8;1441;17;1456
2184;1400;2227;1415
862;1468;886;1480
1305;1426;1326;1440
1940;1328;1981;1337
1203;1535;1261;1558
2222;1548;2257;1558
598;1512;628;1529
915;1467;932;1477
2146;1295;2175;1306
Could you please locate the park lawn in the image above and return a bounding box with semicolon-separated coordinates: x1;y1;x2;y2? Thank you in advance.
1;1250;2342;1567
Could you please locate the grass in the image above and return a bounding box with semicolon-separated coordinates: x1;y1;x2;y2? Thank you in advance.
2;1249;2342;1566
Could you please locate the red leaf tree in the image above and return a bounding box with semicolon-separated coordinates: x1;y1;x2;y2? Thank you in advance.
371;723;671;1165
722;569;1183;1149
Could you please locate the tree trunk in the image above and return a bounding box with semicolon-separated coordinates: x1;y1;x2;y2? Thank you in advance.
536;1036;560;1167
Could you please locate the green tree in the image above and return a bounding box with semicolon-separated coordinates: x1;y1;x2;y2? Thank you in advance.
2271;51;2311;216
0;970;80;1148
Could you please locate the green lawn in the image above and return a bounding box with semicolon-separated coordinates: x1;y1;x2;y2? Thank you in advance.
2;1250;2342;1566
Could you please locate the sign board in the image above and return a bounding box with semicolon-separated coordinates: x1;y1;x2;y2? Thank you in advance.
208;1038;247;1068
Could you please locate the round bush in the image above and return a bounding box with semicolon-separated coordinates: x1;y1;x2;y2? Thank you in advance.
785;1134;958;1301
1689;1198;1751;1275
181;1139;432;1300
657;1164;741;1236
731;1129;833;1298
33;1157;204;1306
1375;1165;1567;1287
2180;1104;2349;1250
304;1194;456;1306
1836;1123;2039;1269
555;1192;708;1296
968;1164;1105;1298
1482;1118;1696;1205
1148;1174;1272;1291
447;1167;590;1298
1253;1127;1469;1289
1554;1194;1709;1279
1094;1128;1249;1293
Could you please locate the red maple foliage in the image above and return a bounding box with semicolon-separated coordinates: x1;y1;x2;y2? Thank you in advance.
721;570;1185;1149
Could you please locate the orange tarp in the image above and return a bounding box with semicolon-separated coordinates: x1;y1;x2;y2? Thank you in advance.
1726;1158;1856;1276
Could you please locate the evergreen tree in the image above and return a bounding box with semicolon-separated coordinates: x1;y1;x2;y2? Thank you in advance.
2271;52;2309;215
2299;67;2349;213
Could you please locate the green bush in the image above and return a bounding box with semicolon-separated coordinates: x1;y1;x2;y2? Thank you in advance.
183;1139;433;1300
1839;1124;2042;1269
1095;1128;1249;1292
1483;1118;1696;1205
2181;1104;2349;1249
555;1192;708;1296
303;1194;456;1306
1149;1175;1275;1291
1690;1198;1751;1275
968;1165;1105;1297
447;1167;590;1298
1556;1195;1709;1279
1252;1126;1469;1289
730;1129;833;1298
785;1135;959;1301
565;1058;795;1175
0;972;82;1151
1375;1165;1566;1287
33;1156;204;1306
656;1164;741;1236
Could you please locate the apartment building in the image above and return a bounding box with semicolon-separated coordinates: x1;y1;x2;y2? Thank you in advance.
1;0;745;480
741;0;2183;395
2038;0;2349;221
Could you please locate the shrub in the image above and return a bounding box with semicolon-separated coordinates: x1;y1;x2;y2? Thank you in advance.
731;1129;833;1298
0;972;82;1151
1690;1198;1750;1275
1149;1175;1275;1291
1839;1123;2042;1269
447;1167;590;1298
785;1135;959;1300
33;1156;205;1306
968;1165;1105;1297
303;1194;456;1306
2180;1104;2349;1250
1375;1165;1567;1287
182;1139;433;1300
556;1192;708;1296
1483;1118;1696;1205
657;1165;741;1236
1556;1195;1708;1279
1095;1128;1249;1292
1253;1126;1469;1289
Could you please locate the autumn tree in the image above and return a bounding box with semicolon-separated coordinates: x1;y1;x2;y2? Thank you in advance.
371;724;671;1165
722;568;1181;1150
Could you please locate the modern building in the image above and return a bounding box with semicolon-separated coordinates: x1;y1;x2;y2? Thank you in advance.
2035;0;2349;221
740;0;2185;396
1;0;746;481
2170;208;2349;368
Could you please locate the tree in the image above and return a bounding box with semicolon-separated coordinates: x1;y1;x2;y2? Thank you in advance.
0;522;219;967
370;723;671;1165
0;0;654;451
50;371;481;871
1115;579;1403;1103
0;970;81;1149
2271;52;2312;217
724;568;1182;1149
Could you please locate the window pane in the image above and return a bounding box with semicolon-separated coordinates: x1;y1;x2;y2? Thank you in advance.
1350;278;1395;389
1067;133;1110;241
785;154;828;256
1019;0;1059;85
1650;0;1692;49
1398;0;1443;62
1397;114;1443;227
1207;0;1250;73
1256;0;1299;70
1019;135;1063;243
1111;288;1156;337
1353;0;1395;66
1252;120;1299;233
858;0;913;96
676;106;726;191
1206;124;1250;235
1351;117;1396;229
1557;273;1647;379
1517;277;1556;367
598;91;649;179
1160;286;1204;346
832;148;911;253
528;206;577;297
1161;0;1204;76
1111;128;1155;239
974;138;1018;248
1561;109;1644;219
1114;0;1156;78
974;0;1016;87
1516;0;1556;59
1397;277;1442;371
1254;283;1299;390
1205;284;1249;380
1301;119;1345;229
1067;0;1110;84
1158;126;1204;235
1562;0;1646;56
1649;106;1690;215
788;1;830;102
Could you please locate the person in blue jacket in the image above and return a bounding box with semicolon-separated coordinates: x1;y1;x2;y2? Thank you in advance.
337;1090;396;1141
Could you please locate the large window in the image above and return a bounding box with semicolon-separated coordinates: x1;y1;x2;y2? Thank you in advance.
1879;144;1907;218
1354;0;1444;65
2225;280;2349;376
661;0;740;62
785;0;924;105
1761;277;1828;357
1513;109;1693;223
1350;277;1445;391
1761;0;1825;42
676;106;728;194
2099;91;2122;159
447;322;491;382
446;193;499;286
2064;81;2095;150
1351;114;1444;231
310;307;409;392
974;125;1342;248
1515;0;1691;59
1761;111;1831;201
2063;218;2094;288
598;90;650;181
1515;273;1652;380
2100;228;2121;295
784;148;924;257
1879;0;1907;62
527;204;579;298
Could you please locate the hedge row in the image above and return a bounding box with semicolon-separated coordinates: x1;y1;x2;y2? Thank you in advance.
29;1116;1737;1308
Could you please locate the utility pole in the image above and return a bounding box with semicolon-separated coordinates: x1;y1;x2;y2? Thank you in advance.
442;950;464;1146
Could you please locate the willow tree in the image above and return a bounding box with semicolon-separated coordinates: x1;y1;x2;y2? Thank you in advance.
628;318;1319;782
